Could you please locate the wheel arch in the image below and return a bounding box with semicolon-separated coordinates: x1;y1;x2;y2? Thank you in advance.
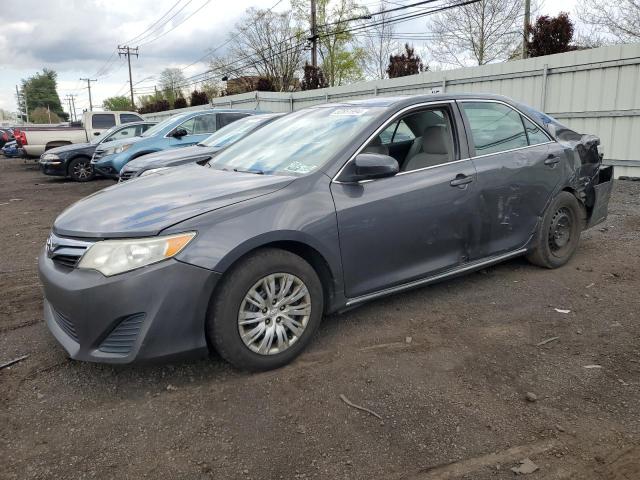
210;233;342;314
65;154;92;174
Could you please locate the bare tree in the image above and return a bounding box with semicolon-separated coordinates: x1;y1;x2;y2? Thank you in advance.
578;0;640;43
292;0;366;86
210;8;305;92
360;1;399;79
427;0;528;67
159;68;186;105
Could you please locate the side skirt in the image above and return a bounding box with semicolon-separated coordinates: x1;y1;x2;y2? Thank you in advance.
344;248;528;307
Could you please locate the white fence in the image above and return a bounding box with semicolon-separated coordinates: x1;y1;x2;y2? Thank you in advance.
144;43;640;177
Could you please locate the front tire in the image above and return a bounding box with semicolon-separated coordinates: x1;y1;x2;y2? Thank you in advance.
527;191;586;269
68;157;94;182
207;248;324;371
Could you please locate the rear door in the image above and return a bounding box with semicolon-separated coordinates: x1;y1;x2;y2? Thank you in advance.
459;100;562;259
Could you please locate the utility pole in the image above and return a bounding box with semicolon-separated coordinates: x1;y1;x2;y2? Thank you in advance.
118;45;139;109
16;85;28;123
310;0;318;68
79;78;97;111
522;0;531;59
65;95;73;120
66;94;78;122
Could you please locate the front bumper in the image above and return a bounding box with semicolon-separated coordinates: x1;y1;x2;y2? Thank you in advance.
38;249;220;363
39;160;66;177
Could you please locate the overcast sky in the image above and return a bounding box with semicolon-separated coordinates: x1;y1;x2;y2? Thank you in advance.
0;0;578;114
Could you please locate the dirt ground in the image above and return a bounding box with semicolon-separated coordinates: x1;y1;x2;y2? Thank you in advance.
0;157;639;480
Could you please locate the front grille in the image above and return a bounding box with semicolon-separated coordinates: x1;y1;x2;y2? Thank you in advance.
119;170;136;182
53;309;79;342
98;314;145;355
46;233;93;269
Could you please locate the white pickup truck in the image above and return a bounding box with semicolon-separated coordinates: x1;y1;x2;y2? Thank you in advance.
15;111;144;157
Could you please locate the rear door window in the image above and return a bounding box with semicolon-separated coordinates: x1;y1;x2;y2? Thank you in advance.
461;102;528;156
92;114;116;129
217;113;249;129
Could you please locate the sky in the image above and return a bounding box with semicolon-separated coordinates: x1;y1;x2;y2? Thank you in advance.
0;0;578;116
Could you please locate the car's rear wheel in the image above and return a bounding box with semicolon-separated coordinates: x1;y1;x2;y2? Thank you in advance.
527;191;585;269
207;248;324;371
68;157;94;182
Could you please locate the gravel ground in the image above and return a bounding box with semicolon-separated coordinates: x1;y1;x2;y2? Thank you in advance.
1;157;639;480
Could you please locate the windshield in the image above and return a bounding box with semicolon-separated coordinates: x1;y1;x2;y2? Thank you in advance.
91;125;120;144
199;115;271;147
209;106;382;175
140;113;187;138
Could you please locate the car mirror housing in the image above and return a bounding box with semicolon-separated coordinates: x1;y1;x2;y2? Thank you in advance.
172;128;189;139
339;153;399;183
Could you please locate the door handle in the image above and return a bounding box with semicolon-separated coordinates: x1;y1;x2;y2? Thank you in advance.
544;154;560;166
450;174;473;188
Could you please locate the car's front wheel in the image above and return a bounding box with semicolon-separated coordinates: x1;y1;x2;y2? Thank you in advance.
527;191;586;269
68;157;94;182
207;248;324;371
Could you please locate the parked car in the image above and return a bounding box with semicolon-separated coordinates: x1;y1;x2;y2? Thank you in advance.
91;109;255;178
1;128;14;148
15;111;144;157
39;94;613;371
39;121;156;182
2;140;23;158
119;113;284;181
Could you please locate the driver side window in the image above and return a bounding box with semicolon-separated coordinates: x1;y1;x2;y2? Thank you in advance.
362;107;456;173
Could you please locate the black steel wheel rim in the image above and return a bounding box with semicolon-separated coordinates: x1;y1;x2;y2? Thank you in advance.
548;206;573;255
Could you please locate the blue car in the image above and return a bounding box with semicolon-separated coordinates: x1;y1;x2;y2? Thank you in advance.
90;109;255;178
2;140;23;158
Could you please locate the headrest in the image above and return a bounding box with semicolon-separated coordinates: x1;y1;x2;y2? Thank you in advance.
422;125;450;155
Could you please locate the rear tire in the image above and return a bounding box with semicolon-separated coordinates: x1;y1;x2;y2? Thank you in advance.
68;157;94;182
527;191;585;269
206;248;324;371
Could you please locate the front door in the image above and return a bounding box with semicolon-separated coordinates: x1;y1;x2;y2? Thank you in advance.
331;104;479;299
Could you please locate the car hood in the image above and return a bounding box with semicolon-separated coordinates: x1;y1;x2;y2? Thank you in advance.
46;142;93;154
125;145;218;170
94;136;144;152
53;164;296;238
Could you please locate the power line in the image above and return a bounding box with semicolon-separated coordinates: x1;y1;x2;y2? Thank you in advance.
138;0;212;47
121;0;183;45
79;78;97;111
133;0;195;45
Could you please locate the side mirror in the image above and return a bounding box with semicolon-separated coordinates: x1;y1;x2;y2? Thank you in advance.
339;153;399;183
172;128;189;139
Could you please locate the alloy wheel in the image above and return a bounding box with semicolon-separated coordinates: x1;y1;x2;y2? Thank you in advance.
72;161;92;180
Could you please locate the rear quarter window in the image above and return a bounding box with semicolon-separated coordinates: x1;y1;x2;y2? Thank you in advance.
120;113;144;124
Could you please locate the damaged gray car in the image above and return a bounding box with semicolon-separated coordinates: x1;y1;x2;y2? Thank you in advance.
39;94;613;371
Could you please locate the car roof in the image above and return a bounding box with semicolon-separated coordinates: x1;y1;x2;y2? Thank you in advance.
323;93;520;109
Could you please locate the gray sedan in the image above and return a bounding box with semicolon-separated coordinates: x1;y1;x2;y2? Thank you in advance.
39;94;613;371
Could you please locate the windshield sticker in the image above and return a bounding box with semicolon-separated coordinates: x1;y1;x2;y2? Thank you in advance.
284;161;316;174
330;108;367;116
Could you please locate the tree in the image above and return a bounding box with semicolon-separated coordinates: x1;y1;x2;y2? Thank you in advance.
159;68;186;106
293;0;366;86
578;0;640;43
526;13;576;57
428;0;530;66
102;95;133;111
190;90;209;106
256;77;276;91
211;8;305;92
20;69;67;121
301;63;329;90
361;1;399;79
30;107;62;124
174;97;188;109
387;44;425;78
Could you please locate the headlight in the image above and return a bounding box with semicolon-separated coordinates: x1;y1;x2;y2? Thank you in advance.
103;143;133;156
41;153;60;161
139;167;170;177
77;232;196;276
